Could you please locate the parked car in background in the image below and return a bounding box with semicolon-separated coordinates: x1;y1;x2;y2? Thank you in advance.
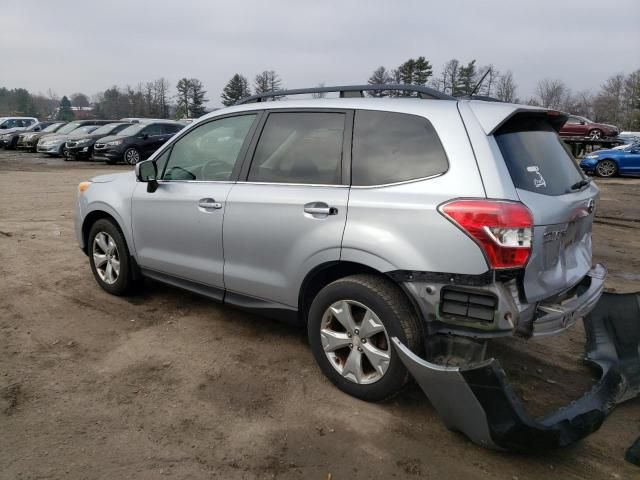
560;115;619;139
65;122;132;160
615;131;640;148
36;120;113;156
0;117;39;134
0;121;54;149
93;121;183;164
17;122;67;151
580;142;640;177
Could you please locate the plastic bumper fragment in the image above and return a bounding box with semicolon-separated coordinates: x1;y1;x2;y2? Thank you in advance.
392;292;640;451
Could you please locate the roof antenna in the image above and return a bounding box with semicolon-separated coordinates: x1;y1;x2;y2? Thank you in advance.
469;67;492;97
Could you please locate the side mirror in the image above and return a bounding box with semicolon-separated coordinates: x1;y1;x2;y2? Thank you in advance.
0;125;6;129
135;160;159;193
580;121;586;125
142;133;149;140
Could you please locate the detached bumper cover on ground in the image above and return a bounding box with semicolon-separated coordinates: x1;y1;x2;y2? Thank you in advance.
393;292;640;451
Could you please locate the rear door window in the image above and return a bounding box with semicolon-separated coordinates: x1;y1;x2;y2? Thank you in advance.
495;116;585;196
351;110;448;186
247;112;345;185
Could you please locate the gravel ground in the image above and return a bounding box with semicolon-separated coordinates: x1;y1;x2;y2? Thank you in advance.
1;150;639;479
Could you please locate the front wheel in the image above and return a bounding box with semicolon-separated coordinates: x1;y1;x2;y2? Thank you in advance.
307;274;423;402
596;159;618;177
589;129;603;140
124;147;140;165
88;219;136;295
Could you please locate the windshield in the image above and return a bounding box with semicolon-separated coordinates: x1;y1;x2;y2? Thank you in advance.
117;123;146;136
69;126;98;137
43;123;64;133
57;122;82;134
92;123;126;135
495;116;585;196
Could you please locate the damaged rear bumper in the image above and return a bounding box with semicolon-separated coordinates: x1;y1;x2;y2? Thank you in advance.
392;292;640;451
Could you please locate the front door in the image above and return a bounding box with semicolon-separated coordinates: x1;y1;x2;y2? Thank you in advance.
131;113;259;297
223;110;352;308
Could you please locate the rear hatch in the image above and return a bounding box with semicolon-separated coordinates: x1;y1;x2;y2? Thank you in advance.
494;113;598;303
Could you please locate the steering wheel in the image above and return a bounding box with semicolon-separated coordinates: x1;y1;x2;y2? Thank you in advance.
165;165;196;180
202;159;232;181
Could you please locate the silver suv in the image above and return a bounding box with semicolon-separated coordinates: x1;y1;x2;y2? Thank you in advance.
75;85;608;448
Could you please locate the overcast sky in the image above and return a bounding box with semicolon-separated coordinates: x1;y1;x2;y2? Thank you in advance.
1;0;638;107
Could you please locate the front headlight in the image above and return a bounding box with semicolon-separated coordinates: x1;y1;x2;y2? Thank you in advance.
585;154;599;159
76;139;92;145
106;140;123;146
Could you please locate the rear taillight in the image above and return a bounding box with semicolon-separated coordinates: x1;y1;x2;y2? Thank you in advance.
439;199;533;269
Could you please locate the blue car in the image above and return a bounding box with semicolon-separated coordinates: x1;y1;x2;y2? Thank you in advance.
580;143;640;177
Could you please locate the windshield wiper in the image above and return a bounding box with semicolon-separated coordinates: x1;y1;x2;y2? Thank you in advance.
570;178;591;190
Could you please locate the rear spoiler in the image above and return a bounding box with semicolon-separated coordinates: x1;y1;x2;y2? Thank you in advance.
466;101;568;135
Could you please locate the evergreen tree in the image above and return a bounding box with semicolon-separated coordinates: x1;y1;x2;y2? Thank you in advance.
175;78;191;118
455;60;477;96
221;74;251;106
367;66;393;97
413;56;433;86
189;78;208;117
57;95;74;121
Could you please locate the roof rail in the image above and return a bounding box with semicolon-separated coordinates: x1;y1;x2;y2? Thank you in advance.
235;84;455;105
455;94;503;102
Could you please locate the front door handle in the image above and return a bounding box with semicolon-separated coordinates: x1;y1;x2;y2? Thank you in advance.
198;198;222;210
304;202;338;217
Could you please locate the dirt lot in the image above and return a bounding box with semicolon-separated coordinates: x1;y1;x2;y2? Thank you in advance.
1;150;639;480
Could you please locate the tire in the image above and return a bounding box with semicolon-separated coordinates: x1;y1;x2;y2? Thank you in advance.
589;129;603;140
88;219;136;296
307;274;423;402
124;147;140;165
596;159;618;177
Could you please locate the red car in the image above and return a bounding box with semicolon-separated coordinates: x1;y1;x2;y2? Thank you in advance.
560;115;619;139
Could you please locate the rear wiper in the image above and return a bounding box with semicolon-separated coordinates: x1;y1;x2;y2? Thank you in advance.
570;178;591;190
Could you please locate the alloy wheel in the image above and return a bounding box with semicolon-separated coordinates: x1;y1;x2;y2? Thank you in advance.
320;300;391;384
125;149;140;165
589;129;602;140
92;232;120;285
596;160;616;177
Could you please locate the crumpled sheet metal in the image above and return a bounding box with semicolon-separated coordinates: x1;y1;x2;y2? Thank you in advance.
392;293;640;451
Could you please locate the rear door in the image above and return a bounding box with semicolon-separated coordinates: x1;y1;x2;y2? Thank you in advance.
494;114;598;302
223;109;351;308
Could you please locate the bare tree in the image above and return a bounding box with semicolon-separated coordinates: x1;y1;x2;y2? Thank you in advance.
312;82;327;99
495;70;517;102
440;59;460;96
535;78;568;109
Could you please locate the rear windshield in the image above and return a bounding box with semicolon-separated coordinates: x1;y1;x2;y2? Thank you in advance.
495;116;585;196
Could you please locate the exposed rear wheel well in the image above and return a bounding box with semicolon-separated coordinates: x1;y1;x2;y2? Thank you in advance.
298;261;421;327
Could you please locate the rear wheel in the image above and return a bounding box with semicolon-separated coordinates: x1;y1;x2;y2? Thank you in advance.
88;219;136;296
596;159;617;177
308;274;423;401
124;148;140;165
589;129;603;140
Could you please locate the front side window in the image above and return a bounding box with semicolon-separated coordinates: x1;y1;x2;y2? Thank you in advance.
142;124;164;136
352;110;448;186
248;112;345;185
162;114;256;182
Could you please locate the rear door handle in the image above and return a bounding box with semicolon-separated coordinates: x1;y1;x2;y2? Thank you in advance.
198;198;222;210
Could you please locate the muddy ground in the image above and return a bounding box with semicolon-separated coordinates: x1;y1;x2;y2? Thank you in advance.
1;150;639;479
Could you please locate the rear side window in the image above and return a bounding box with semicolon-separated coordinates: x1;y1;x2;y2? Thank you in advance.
248;112;345;185
352;110;448;186
495;116;585;196
163;124;182;134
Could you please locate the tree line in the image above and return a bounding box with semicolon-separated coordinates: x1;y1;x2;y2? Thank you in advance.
1;62;638;130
